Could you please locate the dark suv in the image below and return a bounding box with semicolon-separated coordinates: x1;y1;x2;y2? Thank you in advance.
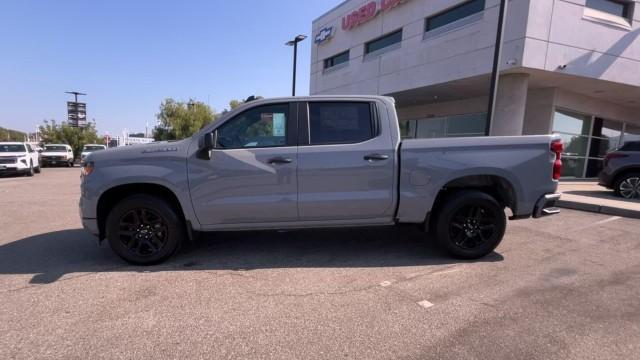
599;141;640;199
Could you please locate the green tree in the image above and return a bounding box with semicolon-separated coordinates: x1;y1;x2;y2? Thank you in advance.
153;99;215;141
38;120;101;159
221;96;265;116
0;127;27;141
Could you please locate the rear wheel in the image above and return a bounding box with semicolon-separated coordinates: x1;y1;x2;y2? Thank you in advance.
614;173;640;199
434;190;506;259
106;195;184;265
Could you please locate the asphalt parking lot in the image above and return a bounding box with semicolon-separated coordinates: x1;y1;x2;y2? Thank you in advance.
1;168;639;360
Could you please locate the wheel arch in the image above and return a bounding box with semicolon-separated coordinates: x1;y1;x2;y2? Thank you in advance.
613;166;640;186
96;183;187;240
425;174;518;232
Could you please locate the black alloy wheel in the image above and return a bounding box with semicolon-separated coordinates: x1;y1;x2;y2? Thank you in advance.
434;190;506;259
117;208;170;258
449;204;499;250
106;195;184;265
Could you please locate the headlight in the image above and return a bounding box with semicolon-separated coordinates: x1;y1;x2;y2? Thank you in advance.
81;161;94;177
19;157;28;165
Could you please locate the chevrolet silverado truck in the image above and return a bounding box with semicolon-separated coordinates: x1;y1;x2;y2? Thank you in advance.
80;96;563;265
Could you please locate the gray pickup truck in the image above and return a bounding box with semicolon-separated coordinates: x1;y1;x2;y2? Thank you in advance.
80;96;563;265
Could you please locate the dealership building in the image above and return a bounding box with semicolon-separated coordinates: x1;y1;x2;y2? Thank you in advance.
310;0;640;178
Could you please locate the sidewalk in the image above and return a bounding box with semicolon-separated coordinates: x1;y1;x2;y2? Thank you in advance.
557;181;640;219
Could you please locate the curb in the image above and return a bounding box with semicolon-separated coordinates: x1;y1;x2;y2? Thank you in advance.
557;199;640;220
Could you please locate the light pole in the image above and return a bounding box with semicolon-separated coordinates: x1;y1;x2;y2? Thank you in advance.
285;35;307;96
485;0;508;136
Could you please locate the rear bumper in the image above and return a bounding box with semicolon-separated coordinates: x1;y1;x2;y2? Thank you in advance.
533;193;561;218
598;170;614;189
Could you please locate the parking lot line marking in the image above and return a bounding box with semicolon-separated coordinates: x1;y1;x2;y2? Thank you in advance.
594;216;621;225
417;300;434;309
380;281;393;287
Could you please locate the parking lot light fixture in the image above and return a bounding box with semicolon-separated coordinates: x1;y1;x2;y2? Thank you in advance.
285;35;307;97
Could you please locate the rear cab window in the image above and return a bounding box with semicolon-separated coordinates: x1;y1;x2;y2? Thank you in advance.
307;102;377;145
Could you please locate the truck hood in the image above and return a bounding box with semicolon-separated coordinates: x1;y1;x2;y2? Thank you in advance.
85;139;191;163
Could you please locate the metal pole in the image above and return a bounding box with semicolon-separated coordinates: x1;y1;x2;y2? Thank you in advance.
292;41;298;96
486;0;508;136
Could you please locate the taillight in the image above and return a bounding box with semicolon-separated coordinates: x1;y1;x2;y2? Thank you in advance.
604;152;628;166
551;140;563;180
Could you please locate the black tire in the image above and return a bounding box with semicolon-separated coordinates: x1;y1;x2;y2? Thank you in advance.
34;165;41;174
106;194;184;265
614;173;640;199
434;190;506;259
26;162;34;177
68;160;74;168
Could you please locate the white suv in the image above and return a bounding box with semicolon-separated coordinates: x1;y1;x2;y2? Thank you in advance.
0;142;41;176
41;144;75;167
81;144;107;162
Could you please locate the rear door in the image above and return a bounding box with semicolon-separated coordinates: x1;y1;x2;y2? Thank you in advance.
297;101;396;221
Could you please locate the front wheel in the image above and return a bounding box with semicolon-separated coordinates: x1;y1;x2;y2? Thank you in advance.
106;195;184;265
26;162;34;177
434;190;506;259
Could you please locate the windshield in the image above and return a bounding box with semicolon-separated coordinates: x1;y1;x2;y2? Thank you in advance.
83;146;105;151
45;146;68;152
0;144;26;153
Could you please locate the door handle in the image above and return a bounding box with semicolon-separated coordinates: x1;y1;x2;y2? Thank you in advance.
364;154;389;162
267;157;293;165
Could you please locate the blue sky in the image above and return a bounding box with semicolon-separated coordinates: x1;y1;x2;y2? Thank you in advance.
0;0;337;136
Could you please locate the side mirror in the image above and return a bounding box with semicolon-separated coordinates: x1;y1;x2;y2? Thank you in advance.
203;132;216;151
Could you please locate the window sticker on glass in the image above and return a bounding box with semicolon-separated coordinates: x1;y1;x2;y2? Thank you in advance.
272;113;286;137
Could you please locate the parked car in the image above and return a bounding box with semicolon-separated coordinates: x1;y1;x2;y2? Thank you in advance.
41;144;75;167
81;144;107;163
80;96;563;265
599;141;640;199
0;142;41;176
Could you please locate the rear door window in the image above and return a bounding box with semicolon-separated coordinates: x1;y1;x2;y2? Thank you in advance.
308;102;375;145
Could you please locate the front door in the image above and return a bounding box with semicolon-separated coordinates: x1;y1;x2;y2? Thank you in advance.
188;103;298;226
297;101;396;221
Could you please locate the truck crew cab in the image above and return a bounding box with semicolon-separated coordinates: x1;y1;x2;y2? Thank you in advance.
80;96;562;265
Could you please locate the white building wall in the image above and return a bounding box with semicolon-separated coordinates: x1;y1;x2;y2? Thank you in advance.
311;0;530;95
523;0;640;88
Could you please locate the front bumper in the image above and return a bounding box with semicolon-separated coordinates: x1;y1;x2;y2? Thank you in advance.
532;193;561;218
82;218;100;237
42;157;71;165
0;162;30;174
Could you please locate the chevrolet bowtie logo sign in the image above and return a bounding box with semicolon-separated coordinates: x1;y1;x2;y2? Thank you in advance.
315;26;334;45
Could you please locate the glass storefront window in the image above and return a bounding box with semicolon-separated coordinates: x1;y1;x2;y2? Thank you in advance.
416;117;446;138
405;113;486;139
561;157;586;178
447;113;486;136
553;110;592;135
556;133;589;157
624;125;640;143
586;159;605;178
